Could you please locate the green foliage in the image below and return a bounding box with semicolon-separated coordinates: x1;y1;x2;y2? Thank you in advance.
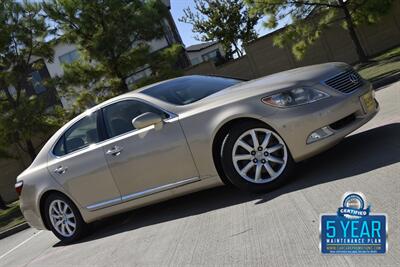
350;0;395;25
136;44;184;88
179;0;261;59
43;0;182;112
246;0;394;61
0;0;64;160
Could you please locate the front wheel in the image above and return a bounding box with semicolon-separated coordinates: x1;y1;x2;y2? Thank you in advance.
221;121;294;192
44;193;88;243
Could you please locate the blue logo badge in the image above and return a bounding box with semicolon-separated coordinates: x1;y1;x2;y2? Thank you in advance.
320;192;387;254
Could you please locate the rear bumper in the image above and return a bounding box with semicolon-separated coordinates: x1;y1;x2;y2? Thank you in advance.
19;198;47;230
261;82;379;162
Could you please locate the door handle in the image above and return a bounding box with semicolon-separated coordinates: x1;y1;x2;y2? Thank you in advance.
54;166;68;175
106;146;123;156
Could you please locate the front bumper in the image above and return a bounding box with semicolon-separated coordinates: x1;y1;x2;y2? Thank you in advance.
262;82;379;162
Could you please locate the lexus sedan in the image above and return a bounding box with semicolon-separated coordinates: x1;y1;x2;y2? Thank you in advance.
16;62;378;242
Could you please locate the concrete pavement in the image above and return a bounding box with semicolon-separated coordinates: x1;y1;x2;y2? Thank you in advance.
1;82;399;267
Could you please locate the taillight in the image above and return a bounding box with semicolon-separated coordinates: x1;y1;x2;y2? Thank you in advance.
15;181;23;196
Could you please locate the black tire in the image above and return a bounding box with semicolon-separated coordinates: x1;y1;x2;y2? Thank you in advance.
220;121;294;193
44;193;88;243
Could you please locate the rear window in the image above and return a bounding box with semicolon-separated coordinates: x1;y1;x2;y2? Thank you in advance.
53;112;99;156
141;75;241;105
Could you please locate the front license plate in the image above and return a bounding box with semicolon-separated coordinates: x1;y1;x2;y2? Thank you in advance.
360;91;375;113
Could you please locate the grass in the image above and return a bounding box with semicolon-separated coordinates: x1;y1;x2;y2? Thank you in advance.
356;46;400;82
0;201;26;232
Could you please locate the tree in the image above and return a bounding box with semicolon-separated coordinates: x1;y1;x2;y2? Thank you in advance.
179;0;261;59
0;195;8;210
245;0;395;62
0;0;63;161
43;0;184;112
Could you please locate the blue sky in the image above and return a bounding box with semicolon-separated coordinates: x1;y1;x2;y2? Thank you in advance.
170;0;273;47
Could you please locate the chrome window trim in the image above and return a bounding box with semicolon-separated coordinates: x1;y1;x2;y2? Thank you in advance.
48;97;177;159
100;96;178;120
86;176;200;211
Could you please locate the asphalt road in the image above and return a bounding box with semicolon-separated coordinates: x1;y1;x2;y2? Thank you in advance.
1;82;399;267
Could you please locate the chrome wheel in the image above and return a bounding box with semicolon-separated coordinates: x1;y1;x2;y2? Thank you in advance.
49;199;76;237
232;128;287;184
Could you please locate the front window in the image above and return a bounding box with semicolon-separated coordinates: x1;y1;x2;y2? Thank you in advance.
141;75;241;105
102;100;168;138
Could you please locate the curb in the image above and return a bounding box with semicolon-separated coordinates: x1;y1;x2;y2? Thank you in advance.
372;72;400;90
0;222;30;240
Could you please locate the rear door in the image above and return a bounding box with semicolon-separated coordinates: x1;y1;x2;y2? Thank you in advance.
47;111;121;210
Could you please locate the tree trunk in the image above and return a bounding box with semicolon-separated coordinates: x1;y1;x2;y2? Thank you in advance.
233;42;243;58
0;195;8;210
338;0;368;63
25;139;36;162
120;79;130;93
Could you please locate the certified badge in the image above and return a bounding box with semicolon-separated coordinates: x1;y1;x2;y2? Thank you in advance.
320;192;387;254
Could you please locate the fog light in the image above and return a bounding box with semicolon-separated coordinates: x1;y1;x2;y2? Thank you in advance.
307;127;333;144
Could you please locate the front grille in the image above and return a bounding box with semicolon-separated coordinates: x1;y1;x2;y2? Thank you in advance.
324;69;363;94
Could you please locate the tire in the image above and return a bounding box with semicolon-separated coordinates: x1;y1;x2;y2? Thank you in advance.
220;121;294;193
44;193;88;243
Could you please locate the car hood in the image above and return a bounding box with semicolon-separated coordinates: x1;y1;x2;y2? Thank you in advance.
198;62;349;103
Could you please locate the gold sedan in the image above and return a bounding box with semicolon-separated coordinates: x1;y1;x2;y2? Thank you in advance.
16;62;378;242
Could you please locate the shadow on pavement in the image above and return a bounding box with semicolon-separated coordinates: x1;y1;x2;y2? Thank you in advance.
372;70;400;90
55;123;400;246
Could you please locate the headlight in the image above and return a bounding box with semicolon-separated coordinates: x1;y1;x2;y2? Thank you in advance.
261;87;330;108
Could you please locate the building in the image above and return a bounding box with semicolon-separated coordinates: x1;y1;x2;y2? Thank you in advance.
186;41;226;66
32;0;188;108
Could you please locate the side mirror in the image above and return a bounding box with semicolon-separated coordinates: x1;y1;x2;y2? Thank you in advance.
132;112;163;129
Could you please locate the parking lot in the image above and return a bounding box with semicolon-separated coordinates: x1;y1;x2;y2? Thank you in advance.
1;82;399;267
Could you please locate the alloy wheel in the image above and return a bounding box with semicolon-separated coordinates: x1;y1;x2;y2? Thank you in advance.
232;128;287;184
49;199;76;237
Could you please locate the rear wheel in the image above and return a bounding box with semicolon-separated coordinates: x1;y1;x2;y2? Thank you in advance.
44;193;87;243
221;121;294;192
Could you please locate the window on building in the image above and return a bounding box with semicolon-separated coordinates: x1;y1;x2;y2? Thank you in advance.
190;57;201;66
162;19;176;45
125;67;152;87
59;50;79;64
202;49;219;62
31;71;46;94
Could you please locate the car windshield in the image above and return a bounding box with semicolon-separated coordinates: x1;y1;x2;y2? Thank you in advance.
141;75;242;105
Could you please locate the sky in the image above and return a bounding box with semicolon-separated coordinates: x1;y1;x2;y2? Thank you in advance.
170;0;273;48
26;0;283;48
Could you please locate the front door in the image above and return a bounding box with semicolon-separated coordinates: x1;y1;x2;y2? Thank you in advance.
101;99;199;199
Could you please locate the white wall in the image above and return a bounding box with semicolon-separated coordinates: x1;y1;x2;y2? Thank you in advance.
38;38;170;108
149;37;169;52
45;43;78;78
45;37;170;80
31;5;177;109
